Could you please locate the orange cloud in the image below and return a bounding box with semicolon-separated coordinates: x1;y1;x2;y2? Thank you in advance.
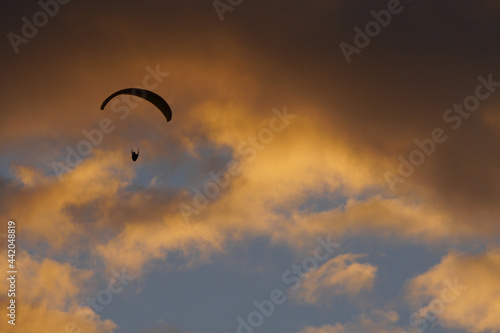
0;251;116;333
406;250;500;332
3;150;133;249
291;254;377;305
297;310;413;333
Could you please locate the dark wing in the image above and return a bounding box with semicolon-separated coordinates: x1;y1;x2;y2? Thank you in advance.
101;88;172;122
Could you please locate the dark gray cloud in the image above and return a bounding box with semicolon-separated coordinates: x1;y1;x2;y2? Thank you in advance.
1;0;499;235
1;2;499;332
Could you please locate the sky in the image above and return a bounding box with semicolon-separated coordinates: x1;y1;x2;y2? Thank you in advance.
1;0;500;332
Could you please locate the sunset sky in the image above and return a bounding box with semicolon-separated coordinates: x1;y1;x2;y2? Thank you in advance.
1;1;500;332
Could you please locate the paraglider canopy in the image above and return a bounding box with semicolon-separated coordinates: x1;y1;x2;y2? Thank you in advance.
100;88;172;122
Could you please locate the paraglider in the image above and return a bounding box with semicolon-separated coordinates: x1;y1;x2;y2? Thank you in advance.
101;88;172;161
131;149;139;161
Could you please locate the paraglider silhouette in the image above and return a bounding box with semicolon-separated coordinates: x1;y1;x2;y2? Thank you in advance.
131;149;139;161
101;88;172;121
101;88;172;161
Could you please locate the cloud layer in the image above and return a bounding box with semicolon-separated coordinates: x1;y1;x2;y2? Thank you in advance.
1;0;499;332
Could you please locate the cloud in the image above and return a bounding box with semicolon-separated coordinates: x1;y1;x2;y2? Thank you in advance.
292;254;377;304
2;0;500;257
1;92;491;280
5;6;500;333
405;250;500;332
1;1;500;331
297;310;413;333
1;150;134;249
97;218;226;274
0;251;116;333
297;323;347;333
279;195;469;247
